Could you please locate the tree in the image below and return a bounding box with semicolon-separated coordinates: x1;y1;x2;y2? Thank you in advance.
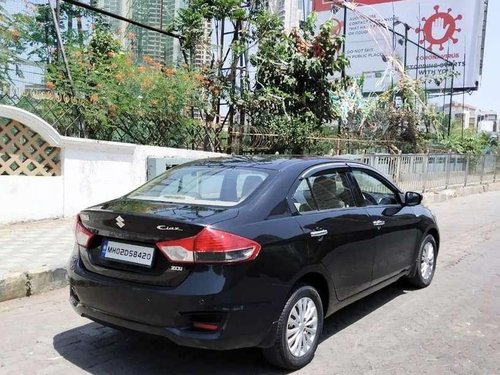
1;3;205;147
173;0;272;152
247;13;349;153
174;3;349;154
45;27;204;146
0;4;25;85
13;2;95;64
437;131;498;155
329;73;445;153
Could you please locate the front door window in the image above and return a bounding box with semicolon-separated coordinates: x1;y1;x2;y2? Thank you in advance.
351;170;400;206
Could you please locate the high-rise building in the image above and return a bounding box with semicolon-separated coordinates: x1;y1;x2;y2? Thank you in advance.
94;0;212;67
94;0;189;66
193;21;212;68
269;0;304;30
126;0;183;65
92;0;130;43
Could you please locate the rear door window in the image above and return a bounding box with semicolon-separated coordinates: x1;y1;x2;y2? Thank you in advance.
292;170;355;213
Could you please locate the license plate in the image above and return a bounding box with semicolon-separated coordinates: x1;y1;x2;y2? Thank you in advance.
101;239;155;268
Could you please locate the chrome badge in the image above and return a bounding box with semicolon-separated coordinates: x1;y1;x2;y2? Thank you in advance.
157;225;183;231
115;215;125;228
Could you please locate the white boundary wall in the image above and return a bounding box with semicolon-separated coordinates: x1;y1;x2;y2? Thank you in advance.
0;106;224;224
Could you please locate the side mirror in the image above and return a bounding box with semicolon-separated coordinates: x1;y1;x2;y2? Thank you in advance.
404;191;423;206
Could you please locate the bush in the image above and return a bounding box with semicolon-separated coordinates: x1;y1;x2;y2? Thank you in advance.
45;28;205;146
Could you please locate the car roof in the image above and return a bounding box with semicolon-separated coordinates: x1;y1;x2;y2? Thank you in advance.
187;156;369;172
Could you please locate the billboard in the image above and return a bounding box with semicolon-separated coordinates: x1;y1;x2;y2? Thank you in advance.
313;0;487;93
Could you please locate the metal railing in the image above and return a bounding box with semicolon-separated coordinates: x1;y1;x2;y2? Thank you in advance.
347;153;499;193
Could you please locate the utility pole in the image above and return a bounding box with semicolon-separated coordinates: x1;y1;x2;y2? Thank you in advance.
461;52;466;139
403;23;409;74
55;0;61;61
447;68;455;137
49;1;87;137
341;5;347;80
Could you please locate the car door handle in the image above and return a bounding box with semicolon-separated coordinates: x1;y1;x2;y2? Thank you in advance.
373;220;385;227
310;229;328;238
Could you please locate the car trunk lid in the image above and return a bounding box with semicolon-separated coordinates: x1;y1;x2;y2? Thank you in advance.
77;198;238;286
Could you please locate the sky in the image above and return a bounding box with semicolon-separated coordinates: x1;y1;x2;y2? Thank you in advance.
465;0;499;113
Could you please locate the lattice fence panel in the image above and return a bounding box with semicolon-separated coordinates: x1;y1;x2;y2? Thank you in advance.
0;119;61;176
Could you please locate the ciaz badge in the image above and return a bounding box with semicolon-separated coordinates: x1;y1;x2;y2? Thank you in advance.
157;225;183;231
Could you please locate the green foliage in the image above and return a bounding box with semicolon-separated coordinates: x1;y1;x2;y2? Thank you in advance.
0;4;25;83
174;0;444;154
248;14;349;153
331;75;443;153
173;2;351;153
12;2;94;63
437;131;498;155
44;28;205;145
3;1;478;155
175;0;268;66
0;3;205;147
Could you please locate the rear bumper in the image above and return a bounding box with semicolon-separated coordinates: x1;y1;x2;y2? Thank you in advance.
68;250;286;350
70;301;276;350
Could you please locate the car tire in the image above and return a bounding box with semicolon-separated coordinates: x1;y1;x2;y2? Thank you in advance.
407;234;437;288
263;284;324;370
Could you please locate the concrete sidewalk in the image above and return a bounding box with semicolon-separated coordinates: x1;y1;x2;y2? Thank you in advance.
0;217;74;302
1;180;500;303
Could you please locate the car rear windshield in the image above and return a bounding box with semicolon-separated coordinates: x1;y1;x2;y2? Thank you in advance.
128;165;269;207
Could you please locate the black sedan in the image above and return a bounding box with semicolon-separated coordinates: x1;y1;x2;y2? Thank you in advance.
69;157;439;370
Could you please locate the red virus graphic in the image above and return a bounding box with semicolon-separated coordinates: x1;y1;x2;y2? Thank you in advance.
415;5;462;51
331;18;344;36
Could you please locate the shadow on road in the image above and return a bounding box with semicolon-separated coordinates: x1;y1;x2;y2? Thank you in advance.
319;283;407;344
53;284;407;374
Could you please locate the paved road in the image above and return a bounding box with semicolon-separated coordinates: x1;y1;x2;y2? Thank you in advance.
1;191;499;375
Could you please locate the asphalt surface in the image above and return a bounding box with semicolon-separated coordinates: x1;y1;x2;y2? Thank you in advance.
0;191;499;375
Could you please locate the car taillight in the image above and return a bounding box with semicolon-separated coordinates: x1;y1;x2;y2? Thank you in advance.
156;227;261;264
74;215;95;248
